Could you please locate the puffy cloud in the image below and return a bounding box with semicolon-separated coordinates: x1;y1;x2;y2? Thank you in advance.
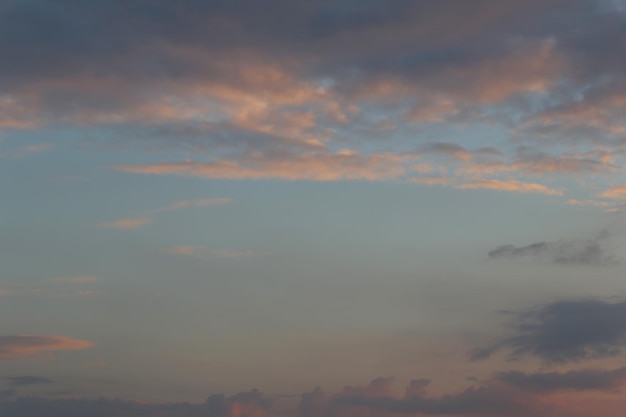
471;299;626;363
0;335;93;360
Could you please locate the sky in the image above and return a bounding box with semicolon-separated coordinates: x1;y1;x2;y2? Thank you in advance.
2;0;626;416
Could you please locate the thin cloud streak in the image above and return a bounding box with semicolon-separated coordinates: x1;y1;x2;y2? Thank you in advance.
101;198;231;230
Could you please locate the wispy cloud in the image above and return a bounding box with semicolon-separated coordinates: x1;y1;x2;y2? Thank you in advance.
0;276;102;298
161;246;255;259
46;276;99;285
101;198;231;230
457;179;563;196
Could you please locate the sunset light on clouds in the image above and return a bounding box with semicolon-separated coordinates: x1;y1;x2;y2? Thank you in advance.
3;0;626;416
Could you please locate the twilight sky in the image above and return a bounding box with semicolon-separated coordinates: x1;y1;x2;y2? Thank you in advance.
2;1;626;416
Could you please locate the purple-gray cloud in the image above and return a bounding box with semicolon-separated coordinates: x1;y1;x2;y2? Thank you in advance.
6;376;53;386
471;299;626;363
496;368;626;394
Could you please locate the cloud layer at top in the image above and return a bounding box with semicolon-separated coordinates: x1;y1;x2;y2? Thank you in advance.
2;0;626;202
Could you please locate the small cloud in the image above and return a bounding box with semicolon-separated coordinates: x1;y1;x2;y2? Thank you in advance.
161;246;256;258
600;184;626;200
161;246;204;256
7;376;54;386
75;290;103;296
100;217;153;230
165;198;232;211
18;143;51;153
211;250;255;259
47;276;99;285
12;143;52;158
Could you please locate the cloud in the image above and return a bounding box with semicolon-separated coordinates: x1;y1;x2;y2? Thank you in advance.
1;0;624;201
101;198;231;230
0;276;102;298
0;390;271;417
2;375;626;417
600;185;626;200
161;246;256;259
6;376;54;386
12;143;52;157
330;378;544;417
113;151;415;182
299;387;326;417
488;230;615;266
100;217;153;230
0;335;93;360
496;368;626;394
161;246;204;257
47;276;99;285
456;180;563;196
470;299;626;363
206;389;271;417
0;390;15;401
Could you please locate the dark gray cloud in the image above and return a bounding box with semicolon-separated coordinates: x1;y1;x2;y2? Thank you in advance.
488;230;615;266
299;387;325;417
471;299;626;363
496;368;626;394
6;376;53;386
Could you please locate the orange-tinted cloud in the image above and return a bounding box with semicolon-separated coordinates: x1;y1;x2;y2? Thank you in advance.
0;335;93;360
600;185;626;200
114;151;413;182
